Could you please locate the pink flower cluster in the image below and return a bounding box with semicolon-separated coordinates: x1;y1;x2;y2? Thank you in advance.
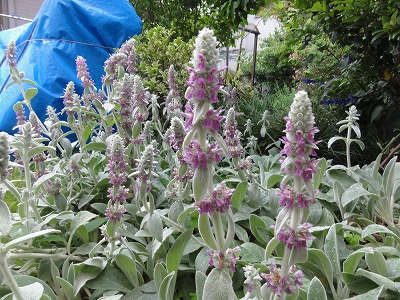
183;105;224;131
277;223;315;250
261;263;304;298
119;38;136;74
207;246;240;272
195;183;233;214
186;53;223;104
184;141;222;169
276;184;316;209
105;203;126;222
280;117;319;181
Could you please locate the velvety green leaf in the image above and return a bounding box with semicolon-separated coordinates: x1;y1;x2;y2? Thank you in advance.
147;213;163;242
365;250;389;277
345;286;384;300
240;242;265;263
81;142;107;153
307;249;334;284
4;179;21;202
116;253;139;287
4;229;60;252
289;245;308;265
68;211;97;251
73;258;106;296
28;146;56;159
14;275;57;300
177;206;197;225
266;173;284;188
166;229;192;273
234;224;249;242
382;156;397;198
265;237;280;261
198;214;217;250
313;158;327;190
249;214;268;245
327;136;345;149
20;79;37;86
195;248;210;275
362;224;397;239
195;271;207;300
343;247;374;274
342;183;371;207
56;277;78;300
355;269;400;292
201;268;237;300
168;201;184;223
323;224;342;281
231;181;247;208
19;282;44;300
0;200;12;236
192;168;210;202
158;272;175;300
85;265;134;293
307;277;327;300
342;272;379;294
154;262;168;293
25;87;38;101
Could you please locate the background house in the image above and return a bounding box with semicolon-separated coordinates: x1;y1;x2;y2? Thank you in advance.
219;14;280;72
0;0;43;30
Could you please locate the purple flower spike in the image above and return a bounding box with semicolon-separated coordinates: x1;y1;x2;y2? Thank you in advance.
107;135;128;195
224;108;243;158
76;56;94;89
6;40;17;68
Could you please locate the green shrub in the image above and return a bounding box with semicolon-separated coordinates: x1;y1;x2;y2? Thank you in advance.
135;26;194;98
235;85;295;150
241;30;298;89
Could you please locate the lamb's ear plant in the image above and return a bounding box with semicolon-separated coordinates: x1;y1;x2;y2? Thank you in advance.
2;25;400;300
328;105;364;169
178;28;240;300
0;131;60;300
261;91;319;300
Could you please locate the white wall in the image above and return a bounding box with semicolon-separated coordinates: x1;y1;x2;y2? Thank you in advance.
219;15;281;72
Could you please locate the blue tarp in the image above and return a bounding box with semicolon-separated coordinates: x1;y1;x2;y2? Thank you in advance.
0;0;142;133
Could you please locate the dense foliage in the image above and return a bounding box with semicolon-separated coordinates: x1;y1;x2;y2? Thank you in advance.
134;26;194;98
130;0;270;45
281;0;400;142
240;0;400;165
0;10;399;300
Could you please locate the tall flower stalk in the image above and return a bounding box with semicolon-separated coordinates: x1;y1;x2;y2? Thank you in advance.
103;134;129;258
181;28;239;299
263;91;319;299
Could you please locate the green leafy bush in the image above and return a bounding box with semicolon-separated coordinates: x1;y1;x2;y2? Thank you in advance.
135;26;194;98
241;30;298;89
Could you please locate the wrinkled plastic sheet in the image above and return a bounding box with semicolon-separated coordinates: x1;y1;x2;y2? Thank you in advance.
0;0;142;133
